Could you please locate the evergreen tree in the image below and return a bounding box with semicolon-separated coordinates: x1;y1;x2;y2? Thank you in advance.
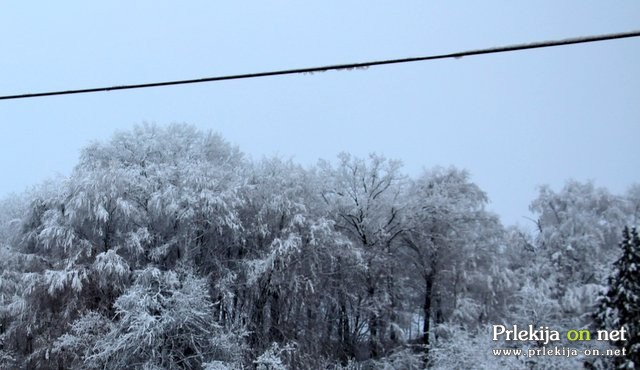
596;227;640;369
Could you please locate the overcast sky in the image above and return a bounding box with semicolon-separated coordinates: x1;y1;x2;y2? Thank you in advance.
1;2;639;227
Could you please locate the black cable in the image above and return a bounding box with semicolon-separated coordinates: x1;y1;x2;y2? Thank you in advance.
1;30;639;101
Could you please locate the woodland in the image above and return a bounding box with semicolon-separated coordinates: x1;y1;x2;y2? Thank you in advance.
0;124;638;369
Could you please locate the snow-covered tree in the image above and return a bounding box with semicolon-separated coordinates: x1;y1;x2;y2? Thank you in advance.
595;227;640;369
64;267;240;369
403;167;508;361
318;153;407;359
527;180;633;354
233;157;367;367
1;124;248;368
530;181;627;293
3;123;637;369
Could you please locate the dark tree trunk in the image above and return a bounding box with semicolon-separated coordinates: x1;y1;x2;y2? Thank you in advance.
268;290;284;342
422;272;434;365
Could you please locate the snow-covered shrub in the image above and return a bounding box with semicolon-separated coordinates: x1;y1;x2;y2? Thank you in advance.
429;323;524;370
82;267;221;369
369;348;424;369
253;342;295;370
52;311;114;368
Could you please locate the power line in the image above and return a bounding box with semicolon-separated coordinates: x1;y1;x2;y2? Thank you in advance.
1;30;639;101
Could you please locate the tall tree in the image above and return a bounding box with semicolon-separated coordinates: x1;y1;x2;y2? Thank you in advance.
0;124;247;368
595;227;640;369
530;181;627;293
318;153;407;359
403;167;507;361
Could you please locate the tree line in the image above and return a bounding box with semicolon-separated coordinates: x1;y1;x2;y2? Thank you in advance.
0;124;637;369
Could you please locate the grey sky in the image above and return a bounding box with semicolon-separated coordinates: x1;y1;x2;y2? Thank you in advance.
1;2;639;227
